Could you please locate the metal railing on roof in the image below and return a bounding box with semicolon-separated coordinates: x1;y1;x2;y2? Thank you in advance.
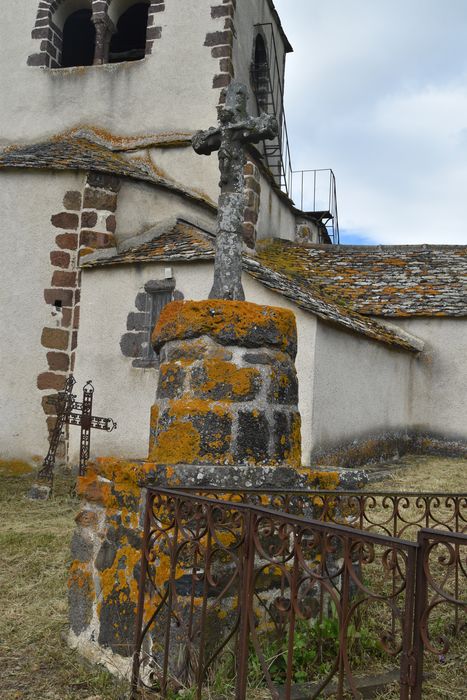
290;168;340;243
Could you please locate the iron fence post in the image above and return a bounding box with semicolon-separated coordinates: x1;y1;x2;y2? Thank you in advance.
411;530;428;700
235;509;255;700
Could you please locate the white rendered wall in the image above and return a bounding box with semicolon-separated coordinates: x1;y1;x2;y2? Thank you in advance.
309;320;414;459
396;318;467;442
1;1;222;142
71;263;317;464
114;179;216;243
0;169;84;461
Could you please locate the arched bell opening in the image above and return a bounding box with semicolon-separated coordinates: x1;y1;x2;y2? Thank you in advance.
60;8;96;67
252;34;270;114
109;2;150;63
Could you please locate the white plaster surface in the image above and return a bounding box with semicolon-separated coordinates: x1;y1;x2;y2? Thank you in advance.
114;178;216;244
0;170;85;461
395;318;467;441
309;320;414;458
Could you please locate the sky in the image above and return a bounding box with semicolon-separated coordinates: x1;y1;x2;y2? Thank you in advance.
273;0;467;245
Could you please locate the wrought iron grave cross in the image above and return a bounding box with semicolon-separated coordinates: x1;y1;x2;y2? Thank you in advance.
38;375;117;481
192;81;278;300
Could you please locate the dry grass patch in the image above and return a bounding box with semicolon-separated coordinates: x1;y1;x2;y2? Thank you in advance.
0;469;129;700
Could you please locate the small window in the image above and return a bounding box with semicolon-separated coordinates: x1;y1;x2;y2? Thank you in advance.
61;9;96;68
144;286;173;364
121;280;175;368
109;3;150;63
252;34;269;113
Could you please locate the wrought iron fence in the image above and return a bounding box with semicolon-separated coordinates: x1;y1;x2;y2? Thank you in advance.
131;489;466;700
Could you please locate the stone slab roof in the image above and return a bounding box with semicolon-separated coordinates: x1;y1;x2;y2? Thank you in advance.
81;226;423;353
255;239;467;318
0;130;216;213
81;220;216;267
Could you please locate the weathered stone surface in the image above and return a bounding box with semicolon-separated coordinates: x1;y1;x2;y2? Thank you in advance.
69;566;93;636
51;212;79;230
156;363;186;399
191;359;261;401
70;530;93;563
127;312;149;332
87;171;121;192
153;300;297;358
243;351;273;365
83;188;118;212
28;484;51;500
151;403;233;464
63;191;82;211
236;411;270;464
161;337;233;364
50;251;70;268
81;210;98;228
120;332;147;358
95;538;117;572
98;591;136;656
268;361;299;405
55;233;78;250
41;327;69;351
192;82;277;300
37;372;67;391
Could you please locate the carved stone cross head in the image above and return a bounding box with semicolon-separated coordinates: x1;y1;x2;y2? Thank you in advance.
192;81;278;300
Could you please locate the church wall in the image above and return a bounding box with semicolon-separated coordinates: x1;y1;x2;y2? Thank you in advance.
309;320;414;463
0;169;85;461
114;178;216;244
395;318;467;443
2;1;223;143
71;263;317;464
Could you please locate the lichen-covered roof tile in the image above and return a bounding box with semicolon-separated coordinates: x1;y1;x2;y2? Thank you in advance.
254;240;467;318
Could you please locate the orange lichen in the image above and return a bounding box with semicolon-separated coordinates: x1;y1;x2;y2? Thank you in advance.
99;540;142;610
198;359;260;398
304;469;341;490
69;561;94;598
152;300;296;354
150;421;201;464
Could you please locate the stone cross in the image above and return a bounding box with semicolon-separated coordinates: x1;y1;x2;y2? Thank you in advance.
192;81;278;300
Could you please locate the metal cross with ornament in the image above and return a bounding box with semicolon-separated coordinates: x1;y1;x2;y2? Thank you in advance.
192;80;278;301
38;375;117;481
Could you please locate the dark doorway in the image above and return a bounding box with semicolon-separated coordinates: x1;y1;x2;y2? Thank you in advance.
61;9;96;68
109;3;149;63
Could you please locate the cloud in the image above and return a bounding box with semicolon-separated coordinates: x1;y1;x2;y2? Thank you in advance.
273;0;467;244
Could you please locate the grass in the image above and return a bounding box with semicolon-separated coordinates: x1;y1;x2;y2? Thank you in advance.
0;462;129;700
0;455;465;700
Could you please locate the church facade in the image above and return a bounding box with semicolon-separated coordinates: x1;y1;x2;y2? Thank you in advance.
1;0;466;469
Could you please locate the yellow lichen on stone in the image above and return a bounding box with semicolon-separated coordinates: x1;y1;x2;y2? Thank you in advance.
150;421;201;464
199;359;260;399
152;299;297;354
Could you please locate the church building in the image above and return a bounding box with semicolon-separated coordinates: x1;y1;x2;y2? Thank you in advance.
1;0;466;469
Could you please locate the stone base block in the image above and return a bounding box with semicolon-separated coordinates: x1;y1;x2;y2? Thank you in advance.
68;457;359;676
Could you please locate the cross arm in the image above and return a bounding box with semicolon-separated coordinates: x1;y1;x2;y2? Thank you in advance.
192;127;222;155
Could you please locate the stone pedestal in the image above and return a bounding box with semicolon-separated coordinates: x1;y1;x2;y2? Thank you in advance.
149;300;301;467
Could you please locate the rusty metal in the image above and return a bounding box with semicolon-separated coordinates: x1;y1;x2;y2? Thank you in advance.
38;375;77;481
131;488;466;700
38;375;117;481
